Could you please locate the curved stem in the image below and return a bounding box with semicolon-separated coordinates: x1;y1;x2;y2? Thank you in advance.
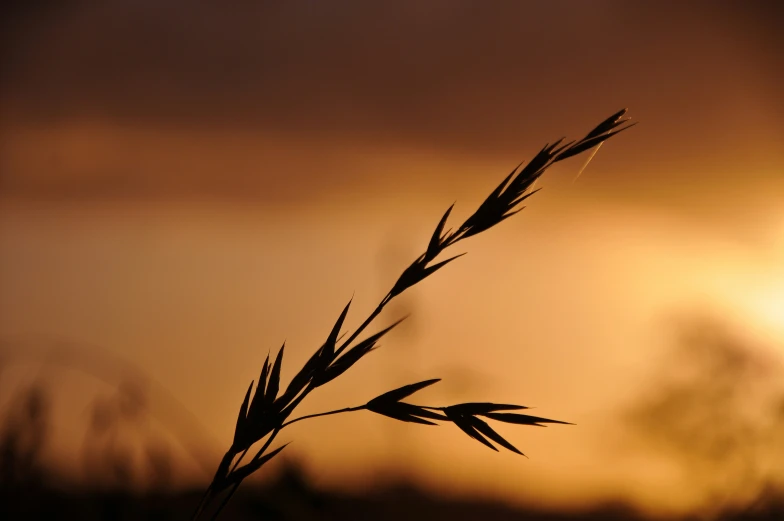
203;222;449;521
203;198;458;521
281;405;365;429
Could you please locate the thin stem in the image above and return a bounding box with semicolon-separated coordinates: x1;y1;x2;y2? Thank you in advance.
211;429;283;521
251;426;281;462
229;448;248;474
193;448;238;520
442;231;465;249
197;109;631;521
191;486;212;521
281;405;364;428
333;216;463;358
335;294;391;356
278;384;314;428
335;227;465;358
209;482;240;521
200;179;506;521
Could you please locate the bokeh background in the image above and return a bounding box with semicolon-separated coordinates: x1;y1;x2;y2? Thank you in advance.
1;1;783;519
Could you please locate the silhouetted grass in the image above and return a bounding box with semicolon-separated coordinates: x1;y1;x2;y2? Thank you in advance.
194;110;636;520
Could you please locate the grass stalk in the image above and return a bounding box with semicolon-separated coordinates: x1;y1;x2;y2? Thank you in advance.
192;110;634;519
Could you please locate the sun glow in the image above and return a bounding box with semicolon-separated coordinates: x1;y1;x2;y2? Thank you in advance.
709;269;784;345
743;284;784;335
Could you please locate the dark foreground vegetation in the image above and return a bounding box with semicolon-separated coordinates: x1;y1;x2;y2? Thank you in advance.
2;462;783;521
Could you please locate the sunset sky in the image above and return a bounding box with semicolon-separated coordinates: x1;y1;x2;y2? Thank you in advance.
1;1;783;517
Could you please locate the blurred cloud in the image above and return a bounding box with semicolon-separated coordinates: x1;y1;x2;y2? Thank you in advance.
1;1;782;202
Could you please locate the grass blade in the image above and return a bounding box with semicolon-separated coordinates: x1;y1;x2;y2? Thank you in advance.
426;204;455;261
326;298;352;357
367;378;442;404
468;416;523;455
483;412;573;426
449;402;530;414
224;443;291;487
448;413;498;452
265;343;285;405
247;354;270;420
232;381;254;447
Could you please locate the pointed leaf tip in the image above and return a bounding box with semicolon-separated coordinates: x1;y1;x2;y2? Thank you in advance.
233;380;254;446
451;415;498;452
248;355;271;421
266;343;285;404
367;378;442;405
484;412;572;426
328;297;353;356
452;402;530;415
420;252;466;281
426;204;455;260
470;416;523;455
583;109;633;141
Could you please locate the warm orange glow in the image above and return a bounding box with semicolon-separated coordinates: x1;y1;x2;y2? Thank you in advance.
2;2;783;519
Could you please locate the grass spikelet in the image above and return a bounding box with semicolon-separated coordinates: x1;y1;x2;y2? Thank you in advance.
192;110;634;520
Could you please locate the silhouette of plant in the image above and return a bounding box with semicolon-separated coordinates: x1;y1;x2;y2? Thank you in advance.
193;110;635;520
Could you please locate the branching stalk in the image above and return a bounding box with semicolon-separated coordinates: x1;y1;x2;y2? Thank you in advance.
193;110;634;520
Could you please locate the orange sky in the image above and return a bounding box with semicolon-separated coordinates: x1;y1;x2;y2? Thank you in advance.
1;1;783;517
